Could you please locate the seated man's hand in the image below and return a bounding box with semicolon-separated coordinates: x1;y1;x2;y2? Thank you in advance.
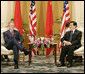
67;42;72;45
18;41;22;44
63;40;72;46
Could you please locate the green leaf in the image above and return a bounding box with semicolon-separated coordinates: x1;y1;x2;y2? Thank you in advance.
41;43;44;51
10;18;14;21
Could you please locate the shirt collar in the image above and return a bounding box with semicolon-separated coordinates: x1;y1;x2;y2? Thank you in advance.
9;30;14;33
72;29;75;33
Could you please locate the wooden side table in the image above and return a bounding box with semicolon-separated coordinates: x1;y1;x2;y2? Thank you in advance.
24;43;57;65
50;43;57;65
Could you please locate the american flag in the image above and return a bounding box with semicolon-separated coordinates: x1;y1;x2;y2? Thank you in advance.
29;1;37;56
58;1;70;53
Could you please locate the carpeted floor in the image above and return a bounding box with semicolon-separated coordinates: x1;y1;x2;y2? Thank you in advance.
1;55;84;73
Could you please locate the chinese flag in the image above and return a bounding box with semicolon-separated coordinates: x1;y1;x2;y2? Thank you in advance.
14;1;23;34
45;1;53;56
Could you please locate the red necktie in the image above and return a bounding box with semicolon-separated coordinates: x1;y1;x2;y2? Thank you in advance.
11;31;14;36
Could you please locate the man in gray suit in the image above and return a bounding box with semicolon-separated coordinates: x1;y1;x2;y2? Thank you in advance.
3;21;32;69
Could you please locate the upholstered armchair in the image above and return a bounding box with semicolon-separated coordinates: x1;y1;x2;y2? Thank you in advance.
1;27;13;55
1;26;24;64
74;28;84;58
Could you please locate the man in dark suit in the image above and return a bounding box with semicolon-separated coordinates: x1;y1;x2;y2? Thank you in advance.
57;21;82;67
3;21;32;69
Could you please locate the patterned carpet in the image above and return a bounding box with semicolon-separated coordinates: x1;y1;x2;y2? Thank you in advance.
1;55;84;73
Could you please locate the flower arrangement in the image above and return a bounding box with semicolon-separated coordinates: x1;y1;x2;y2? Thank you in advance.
32;37;51;50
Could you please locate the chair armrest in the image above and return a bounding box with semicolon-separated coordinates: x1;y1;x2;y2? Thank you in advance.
74;46;84;54
1;45;13;55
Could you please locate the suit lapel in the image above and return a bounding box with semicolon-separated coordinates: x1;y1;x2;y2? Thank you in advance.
8;30;13;37
72;29;77;40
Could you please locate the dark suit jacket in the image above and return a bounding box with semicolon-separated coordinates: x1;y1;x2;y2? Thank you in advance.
3;30;24;48
61;29;82;49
